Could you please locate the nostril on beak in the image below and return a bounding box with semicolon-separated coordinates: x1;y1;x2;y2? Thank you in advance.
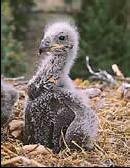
38;38;51;54
39;48;43;55
45;41;50;47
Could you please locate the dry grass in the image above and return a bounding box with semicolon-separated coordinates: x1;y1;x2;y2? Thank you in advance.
1;79;129;167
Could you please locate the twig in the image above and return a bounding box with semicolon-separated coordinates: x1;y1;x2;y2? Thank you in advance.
22;144;52;156
112;64;124;78
1;151;9;156
115;77;130;83
14;81;28;86
61;130;71;153
2;146;18;157
94;143;115;166
2;156;21;165
94;142;108;156
86;56;116;85
23;144;40;154
86;56;96;75
1;156;45;167
3;76;25;81
71;141;86;154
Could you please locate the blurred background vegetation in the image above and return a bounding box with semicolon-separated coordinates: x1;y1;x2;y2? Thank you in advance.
1;0;130;79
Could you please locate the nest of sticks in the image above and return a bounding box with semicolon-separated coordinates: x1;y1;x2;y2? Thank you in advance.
1;78;129;167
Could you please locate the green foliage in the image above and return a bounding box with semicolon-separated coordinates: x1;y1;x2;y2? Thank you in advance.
9;0;35;40
64;0;73;5
71;0;130;79
1;1;28;77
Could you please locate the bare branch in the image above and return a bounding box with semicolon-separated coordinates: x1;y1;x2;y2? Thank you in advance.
86;56;116;85
2;76;25;81
86;56;95;75
14;81;28;86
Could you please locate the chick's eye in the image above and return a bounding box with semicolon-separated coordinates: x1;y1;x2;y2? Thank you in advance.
59;35;65;40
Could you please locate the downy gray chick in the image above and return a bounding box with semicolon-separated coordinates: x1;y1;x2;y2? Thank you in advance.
1;79;18;141
1;79;18;126
24;21;99;153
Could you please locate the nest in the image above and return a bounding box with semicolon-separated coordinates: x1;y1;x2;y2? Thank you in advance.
1;79;129;167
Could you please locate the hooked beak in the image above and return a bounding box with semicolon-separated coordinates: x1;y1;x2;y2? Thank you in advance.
39;44;61;55
39;45;51;55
